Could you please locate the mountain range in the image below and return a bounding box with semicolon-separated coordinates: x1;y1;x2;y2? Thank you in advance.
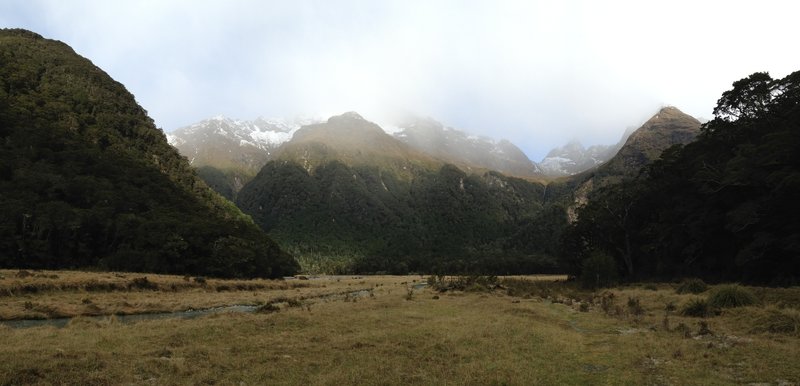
235;112;564;273
167;112;632;199
229;106;700;273
1;27;720;278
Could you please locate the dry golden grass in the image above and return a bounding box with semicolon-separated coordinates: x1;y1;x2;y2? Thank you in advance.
1;270;798;385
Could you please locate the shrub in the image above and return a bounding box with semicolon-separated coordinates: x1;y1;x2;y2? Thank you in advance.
579;251;619;289
680;298;712;317
708;284;758;308
676;278;708;294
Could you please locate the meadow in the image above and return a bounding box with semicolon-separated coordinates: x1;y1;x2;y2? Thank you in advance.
1;269;798;385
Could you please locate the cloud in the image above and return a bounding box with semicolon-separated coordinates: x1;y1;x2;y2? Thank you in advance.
2;0;799;160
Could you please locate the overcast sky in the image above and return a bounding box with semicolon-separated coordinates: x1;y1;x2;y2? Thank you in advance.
2;0;798;160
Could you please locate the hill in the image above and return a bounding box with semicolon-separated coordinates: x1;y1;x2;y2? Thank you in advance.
0;29;297;277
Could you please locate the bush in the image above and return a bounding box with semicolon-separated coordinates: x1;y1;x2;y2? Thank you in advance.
680;298;713;317
579;251;619;289
676;278;708;294
707;284;758;308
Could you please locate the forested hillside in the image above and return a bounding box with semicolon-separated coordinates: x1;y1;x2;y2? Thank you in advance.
237;113;568;274
564;71;800;285
0;29;297;278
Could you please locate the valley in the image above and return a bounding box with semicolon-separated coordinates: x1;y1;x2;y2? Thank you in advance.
3;0;800;382
1;270;798;384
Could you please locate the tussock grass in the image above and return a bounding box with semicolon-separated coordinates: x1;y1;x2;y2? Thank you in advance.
708;284;758;308
675;278;708;294
680;298;713;318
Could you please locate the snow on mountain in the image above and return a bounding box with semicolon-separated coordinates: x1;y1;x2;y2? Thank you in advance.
539;137;628;177
168;115;319;154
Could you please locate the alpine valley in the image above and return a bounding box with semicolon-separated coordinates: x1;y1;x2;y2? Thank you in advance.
169;106;705;274
2;27;797;285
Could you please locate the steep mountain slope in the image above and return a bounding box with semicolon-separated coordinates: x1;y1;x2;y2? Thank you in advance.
563;106;702;221
0;29;297;277
600;106;701;178
167;116;315;199
391;116;543;178
576;106;701;186
236;112;563;274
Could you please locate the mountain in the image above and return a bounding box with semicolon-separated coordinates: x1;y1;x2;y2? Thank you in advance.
564;106;702;221
598;106;702;179
167;116;316;200
539;138;626;177
167;113;546;201
389;116;543;178
271;112;441;177
0;29;297;277
236;112;565;274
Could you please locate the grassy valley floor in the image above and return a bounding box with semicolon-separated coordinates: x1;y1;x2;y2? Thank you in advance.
0;270;798;385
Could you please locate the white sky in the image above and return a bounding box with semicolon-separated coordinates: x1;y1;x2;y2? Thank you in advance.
2;0;799;160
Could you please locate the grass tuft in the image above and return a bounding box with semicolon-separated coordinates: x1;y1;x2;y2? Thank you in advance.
675;278;708;294
680;298;713;318
708;284;758;308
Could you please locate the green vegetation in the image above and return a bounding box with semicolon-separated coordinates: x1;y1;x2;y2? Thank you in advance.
0;29;297;277
238;159;567;274
563;71;800;285
708;284;758;308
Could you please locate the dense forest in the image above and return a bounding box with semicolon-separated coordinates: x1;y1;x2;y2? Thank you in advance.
238;159;568;274
564;71;800;285
0;29;297;278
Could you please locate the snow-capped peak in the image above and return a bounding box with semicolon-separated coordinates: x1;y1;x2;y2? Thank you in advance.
169;115;322;153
